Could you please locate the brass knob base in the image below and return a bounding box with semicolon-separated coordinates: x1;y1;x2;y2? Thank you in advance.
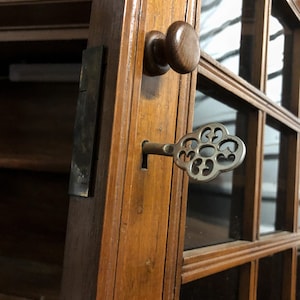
143;31;170;76
143;21;200;76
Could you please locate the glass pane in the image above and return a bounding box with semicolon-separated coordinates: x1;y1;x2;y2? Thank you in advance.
184;88;246;250
257;252;284;300
266;14;285;105
200;0;243;74
260;124;280;234
180;266;240;300
266;9;293;108
260;122;288;235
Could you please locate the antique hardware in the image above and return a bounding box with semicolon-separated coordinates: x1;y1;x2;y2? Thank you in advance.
142;123;246;182
143;21;200;76
69;46;104;197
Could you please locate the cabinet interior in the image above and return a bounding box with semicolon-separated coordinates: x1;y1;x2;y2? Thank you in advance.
0;1;91;298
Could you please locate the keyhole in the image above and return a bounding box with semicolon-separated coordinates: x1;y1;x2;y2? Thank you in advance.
141;141;149;169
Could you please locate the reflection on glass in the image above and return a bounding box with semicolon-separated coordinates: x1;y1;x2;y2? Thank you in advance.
266;14;285;105
260;124;280;234
257;252;283;300
200;0;243;74
180;266;240;300
184;90;245;250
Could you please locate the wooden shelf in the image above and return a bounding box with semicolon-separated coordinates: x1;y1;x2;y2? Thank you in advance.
0;81;78;173
0;0;91;28
0;26;88;42
0;153;71;173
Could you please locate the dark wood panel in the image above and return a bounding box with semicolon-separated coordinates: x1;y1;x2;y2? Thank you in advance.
0;1;91;28
273;0;300;28
0;170;69;298
0;293;35;300
0;257;60;300
0;81;77;172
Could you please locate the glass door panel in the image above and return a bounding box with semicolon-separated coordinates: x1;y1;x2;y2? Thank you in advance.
260;123;281;234
266;3;295;112
184;83;247;250
266;14;285;105
257;252;284;300
180;0;299;299
260;119;291;235
180;265;241;300
200;0;243;74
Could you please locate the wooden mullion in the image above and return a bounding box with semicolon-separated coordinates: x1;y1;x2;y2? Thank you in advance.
291;29;300;233
243;110;265;241
291;29;300;117
198;55;300;133
282;247;298;300
239;0;271;91
182;231;300;284
239;260;258;300
229;112;248;242
281;25;294;112
273;0;300;28
282;131;300;232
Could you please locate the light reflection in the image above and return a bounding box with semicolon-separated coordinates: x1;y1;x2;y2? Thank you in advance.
266;15;285;105
184;91;239;250
260;124;280;234
200;0;243;74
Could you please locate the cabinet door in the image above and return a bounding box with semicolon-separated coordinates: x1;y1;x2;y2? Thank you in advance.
61;0;300;299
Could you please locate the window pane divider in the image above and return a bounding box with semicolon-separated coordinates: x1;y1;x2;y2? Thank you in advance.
182;231;300;284
0;26;89;41
243;110;265;241
198;52;300;132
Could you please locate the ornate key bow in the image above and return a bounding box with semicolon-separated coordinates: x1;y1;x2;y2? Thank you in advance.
142;123;246;182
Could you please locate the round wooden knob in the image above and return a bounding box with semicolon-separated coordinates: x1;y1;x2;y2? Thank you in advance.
143;21;200;76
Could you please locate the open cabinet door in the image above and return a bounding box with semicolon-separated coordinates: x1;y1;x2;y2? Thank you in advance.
61;0;300;299
61;0;197;298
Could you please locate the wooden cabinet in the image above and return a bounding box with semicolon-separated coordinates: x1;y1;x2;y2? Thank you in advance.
1;0;299;299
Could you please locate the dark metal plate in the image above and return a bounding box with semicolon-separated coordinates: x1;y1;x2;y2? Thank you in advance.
69;46;104;197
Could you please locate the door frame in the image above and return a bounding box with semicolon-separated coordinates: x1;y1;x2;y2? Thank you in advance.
61;0;199;298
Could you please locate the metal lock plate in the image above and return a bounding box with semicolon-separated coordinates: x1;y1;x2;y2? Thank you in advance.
69;46;104;197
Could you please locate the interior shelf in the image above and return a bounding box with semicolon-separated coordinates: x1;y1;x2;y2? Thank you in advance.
0;81;79;173
0;0;91;28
